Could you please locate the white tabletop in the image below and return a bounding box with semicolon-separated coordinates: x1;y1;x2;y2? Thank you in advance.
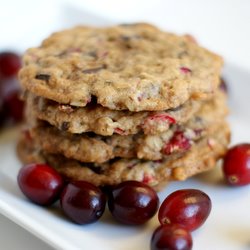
0;214;54;250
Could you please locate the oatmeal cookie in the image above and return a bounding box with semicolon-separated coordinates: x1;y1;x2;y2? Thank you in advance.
25;92;200;135
19;23;223;111
17;122;230;191
25;89;225;136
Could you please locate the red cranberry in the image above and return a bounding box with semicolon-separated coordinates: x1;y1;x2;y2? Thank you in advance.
17;163;64;206
60;181;106;224
158;189;211;231
0;100;7;127
180;67;192;74
0;52;21;78
114;127;125;135
223;143;250;186
151;224;193;250
163;131;191;155
0;76;24;123
0;77;20;97
4;91;24;122
108;181;159;225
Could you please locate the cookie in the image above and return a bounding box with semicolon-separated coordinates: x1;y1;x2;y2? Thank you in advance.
25;91;200;135
19;23;223;111
28;92;228;163
25;89;225;136
17;122;230;191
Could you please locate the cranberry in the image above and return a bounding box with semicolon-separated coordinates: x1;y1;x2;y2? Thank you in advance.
60;181;106;224
17;163;64;206
0;100;6;127
108;181;159;225
3;91;24;122
158;189;211;231
0;76;24;124
180;67;192;74
163;131;191;155
143;114;176;128
115;127;125;135
0;52;21;78
151;224;192;250
0;77;20;97
223;143;250;186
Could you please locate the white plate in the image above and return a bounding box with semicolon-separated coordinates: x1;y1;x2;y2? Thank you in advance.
0;63;250;250
1;1;250;249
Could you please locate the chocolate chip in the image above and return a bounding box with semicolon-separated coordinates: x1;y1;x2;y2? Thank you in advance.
87;95;97;109
168;105;183;112
61;122;70;131
194;116;203;122
88;166;103;174
82;65;107;74
120;35;141;41
88;51;98;58
85;132;97;138
35;74;50;81
79;157;105;174
120;35;131;41
177;51;189;58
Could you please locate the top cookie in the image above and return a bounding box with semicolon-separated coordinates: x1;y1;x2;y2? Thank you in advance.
19;23;223;111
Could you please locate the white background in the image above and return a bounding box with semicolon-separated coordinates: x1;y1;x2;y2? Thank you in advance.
0;0;250;249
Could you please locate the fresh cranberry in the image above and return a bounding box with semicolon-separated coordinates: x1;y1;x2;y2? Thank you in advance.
0;52;21;78
0;77;20;97
223;143;250;186
17;163;64;206
60;181;106;224
151;224;193;250
0;76;24;123
0;100;6;127
3;91;24;122
108;181;159;225
158;189;211;231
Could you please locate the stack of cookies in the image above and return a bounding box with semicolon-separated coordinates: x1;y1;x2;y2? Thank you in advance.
17;23;230;190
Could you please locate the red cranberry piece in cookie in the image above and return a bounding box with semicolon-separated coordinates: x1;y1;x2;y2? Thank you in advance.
142;114;176;133
223;143;250;186
114;127;125;135
180;67;192;74
184;34;197;44
145;114;176;124
163;131;191;155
